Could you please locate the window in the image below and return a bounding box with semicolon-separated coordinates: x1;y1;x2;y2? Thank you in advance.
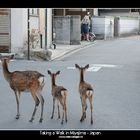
29;8;39;16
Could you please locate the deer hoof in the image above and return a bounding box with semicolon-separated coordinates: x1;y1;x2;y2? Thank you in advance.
80;115;85;122
15;115;20;120
39;118;43;123
80;118;83;122
29;118;34;123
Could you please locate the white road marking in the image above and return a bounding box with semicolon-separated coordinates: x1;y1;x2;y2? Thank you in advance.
87;66;101;72
67;67;75;70
67;64;121;72
91;64;118;68
67;66;101;72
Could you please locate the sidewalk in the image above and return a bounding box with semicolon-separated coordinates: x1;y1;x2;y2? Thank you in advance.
48;41;95;61
50;35;140;61
1;35;139;61
0;41;96;61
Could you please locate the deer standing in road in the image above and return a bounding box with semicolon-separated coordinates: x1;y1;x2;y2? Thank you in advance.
0;54;45;123
75;64;94;124
48;70;68;124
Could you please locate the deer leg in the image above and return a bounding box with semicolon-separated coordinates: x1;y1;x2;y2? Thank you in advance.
80;97;83;121
80;97;86;122
64;95;67;123
29;95;40;122
80;99;84;122
51;97;55;119
14;91;20;119
89;95;93;125
85;104;88;111
84;103;87;119
64;102;67;123
39;95;44;123
59;98;65;125
38;84;45;123
80;96;82;105
80;96;87;119
57;100;60;119
61;105;64;125
36;93;44;123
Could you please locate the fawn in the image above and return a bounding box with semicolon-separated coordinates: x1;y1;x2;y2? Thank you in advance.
0;54;45;123
75;64;94;124
48;70;68;124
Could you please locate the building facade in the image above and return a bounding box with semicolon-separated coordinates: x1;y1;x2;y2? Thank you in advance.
0;8;140;54
0;9;11;52
0;8;53;53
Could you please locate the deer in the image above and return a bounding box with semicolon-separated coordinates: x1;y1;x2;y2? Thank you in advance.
48;70;67;124
75;64;94;124
0;54;45;123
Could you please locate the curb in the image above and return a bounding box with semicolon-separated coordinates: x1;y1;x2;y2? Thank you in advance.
51;41;95;61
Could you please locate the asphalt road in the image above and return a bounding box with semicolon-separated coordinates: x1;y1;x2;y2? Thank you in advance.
0;36;140;130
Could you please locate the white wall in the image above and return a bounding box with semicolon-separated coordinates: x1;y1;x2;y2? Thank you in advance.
11;8;53;53
92;17;105;34
119;17;139;35
39;8;46;48
30;16;39;30
94;8;98;16
47;8;52;48
11;8;27;53
92;16;114;39
100;12;139;17
105;17;114;39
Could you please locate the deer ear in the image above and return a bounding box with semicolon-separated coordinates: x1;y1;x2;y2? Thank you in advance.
48;70;51;75
85;64;89;69
75;64;80;69
56;71;60;75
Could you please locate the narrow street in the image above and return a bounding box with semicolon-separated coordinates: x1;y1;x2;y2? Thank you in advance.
0;36;140;129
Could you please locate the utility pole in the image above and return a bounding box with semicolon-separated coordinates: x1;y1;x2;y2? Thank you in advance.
27;8;30;60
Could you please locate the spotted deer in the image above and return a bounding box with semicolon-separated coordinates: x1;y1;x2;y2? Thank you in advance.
48;70;67;124
75;64;94;124
0;54;45;123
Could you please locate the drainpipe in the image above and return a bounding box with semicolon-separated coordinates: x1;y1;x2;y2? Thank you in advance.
40;33;42;48
45;8;47;50
27;8;30;60
52;11;53;44
138;10;140;35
